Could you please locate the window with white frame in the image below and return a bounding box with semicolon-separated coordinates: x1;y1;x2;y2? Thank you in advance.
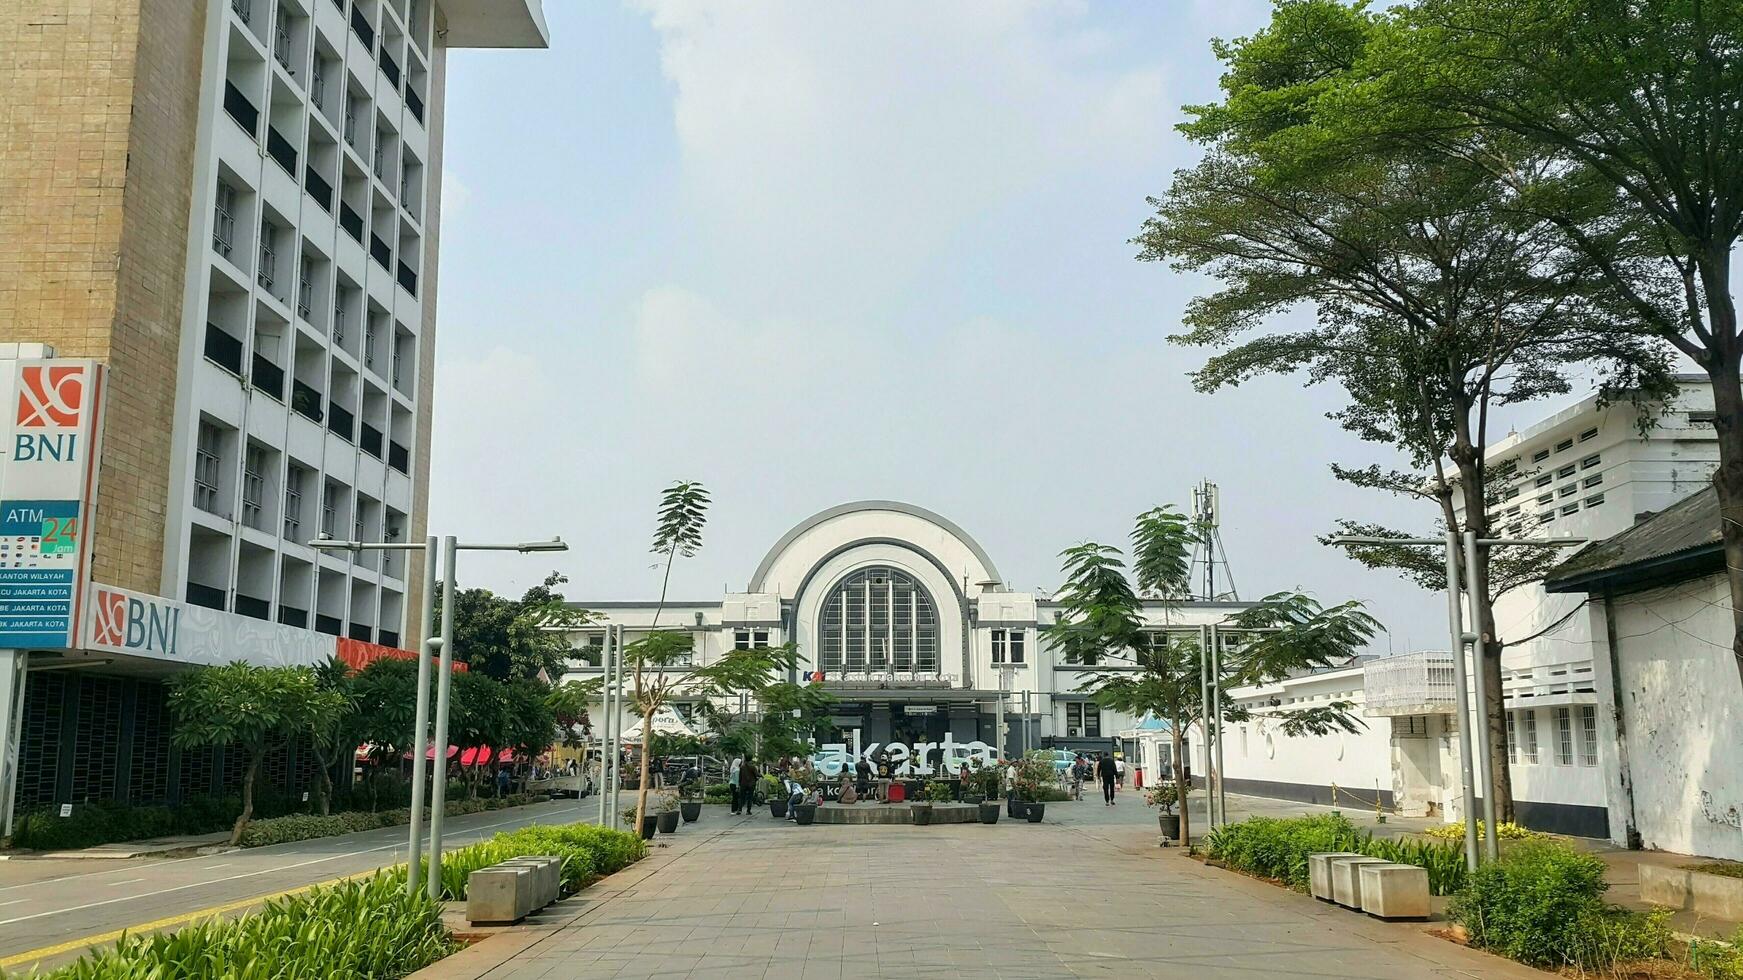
241;443;267;530
1506;711;1518;764
311;57;326;108
298;255;313;319
991;628;1026;665
283;465;305;540
257;220;277;290
273;6;291;67
1065;702;1100;737
1555;706;1574;765
194;422;225;514
1579;705;1598;766
213;180;237;257
733;629;770;650
321;481;339;537
1521;709;1539;763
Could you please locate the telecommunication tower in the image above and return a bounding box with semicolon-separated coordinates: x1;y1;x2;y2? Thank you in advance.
1190;480;1239;601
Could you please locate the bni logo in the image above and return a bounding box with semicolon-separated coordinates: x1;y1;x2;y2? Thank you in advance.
16;365;85;428
92;589;127;646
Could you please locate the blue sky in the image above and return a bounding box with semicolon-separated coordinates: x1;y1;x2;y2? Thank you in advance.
424;1;1586;651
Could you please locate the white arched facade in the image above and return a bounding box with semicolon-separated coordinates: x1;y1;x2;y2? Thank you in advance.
563;499;1255;763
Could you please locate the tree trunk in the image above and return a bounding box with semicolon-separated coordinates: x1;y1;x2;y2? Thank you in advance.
231;750;262;846
317;761;333;817
1171;720;1190;847
1706;348;1743;690
634;707;655;828
1451;410;1516;821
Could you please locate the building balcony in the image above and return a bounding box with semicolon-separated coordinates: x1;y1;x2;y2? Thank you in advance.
234;594;271;620
316;613;343;636
266;126;298;175
360;421;384;458
223;81;259;139
327;400;355;441
379;47;400;90
1363;651;1457;717
292;379;325;423
250;352;285;400
305;165;334;212
396;260;416;296
349;5;375;51
388;440;409;473
278;604;309;628
406;86;424;123
339;201;365;242
187;582;227;610
369;233;392;270
204;323;244;375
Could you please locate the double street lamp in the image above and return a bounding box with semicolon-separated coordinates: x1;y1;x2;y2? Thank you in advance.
1328;529;1583;869
313;533;566;900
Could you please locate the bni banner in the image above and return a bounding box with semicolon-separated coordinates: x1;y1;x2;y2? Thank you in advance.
0;359;106;649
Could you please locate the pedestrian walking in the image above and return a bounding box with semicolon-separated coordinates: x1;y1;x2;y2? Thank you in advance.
1115;755;1127;789
1070;756;1086;801
737;758;759;815
1097;753;1118;806
727;756;743;813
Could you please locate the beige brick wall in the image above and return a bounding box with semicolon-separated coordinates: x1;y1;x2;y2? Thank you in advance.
0;0;208;594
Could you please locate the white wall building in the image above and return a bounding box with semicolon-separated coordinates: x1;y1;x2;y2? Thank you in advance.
564;500;1257;760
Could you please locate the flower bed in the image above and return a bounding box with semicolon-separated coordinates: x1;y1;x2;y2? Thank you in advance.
426;822;647;899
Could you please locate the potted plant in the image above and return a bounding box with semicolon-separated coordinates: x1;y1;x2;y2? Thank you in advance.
978;796;1001;824
654;792;681;834
624;804;655;840
924;780;956;804
1013;750;1054;823
1147;782;1181;840
760;773;788;818
679;782;703;823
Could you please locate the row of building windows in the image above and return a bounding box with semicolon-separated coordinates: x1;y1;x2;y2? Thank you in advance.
991;628;1026;665
1505;705;1599;767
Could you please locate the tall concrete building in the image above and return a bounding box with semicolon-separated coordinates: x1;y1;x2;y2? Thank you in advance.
0;0;546;821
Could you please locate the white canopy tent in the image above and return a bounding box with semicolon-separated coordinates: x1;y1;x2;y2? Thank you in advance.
618;704;696;744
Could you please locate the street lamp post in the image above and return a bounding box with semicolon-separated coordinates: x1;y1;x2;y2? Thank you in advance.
313;533;566;900
1328;532;1584;868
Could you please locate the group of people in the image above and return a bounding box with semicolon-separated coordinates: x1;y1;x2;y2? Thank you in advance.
1068;752;1125;806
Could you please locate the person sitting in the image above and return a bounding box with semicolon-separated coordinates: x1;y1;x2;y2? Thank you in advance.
838;772;859;805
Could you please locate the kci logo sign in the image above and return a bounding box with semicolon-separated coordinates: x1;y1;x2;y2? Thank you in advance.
16;365;85;428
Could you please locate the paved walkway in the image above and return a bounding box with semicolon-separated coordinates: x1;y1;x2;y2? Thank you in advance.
450;798;1542;979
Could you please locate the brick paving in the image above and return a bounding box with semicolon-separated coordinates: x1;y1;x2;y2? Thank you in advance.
443;796;1545;980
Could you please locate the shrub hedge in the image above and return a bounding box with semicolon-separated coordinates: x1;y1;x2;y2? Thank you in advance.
419;822;647;900
1450;840;1669;970
32;873;452;979
1204;813;1468;895
237;793;550;848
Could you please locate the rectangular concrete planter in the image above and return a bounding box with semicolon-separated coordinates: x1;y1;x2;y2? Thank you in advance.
1308;853;1366;902
467;855;562;925
1358;863;1431;920
1640;864;1743;921
1330;856;1391;909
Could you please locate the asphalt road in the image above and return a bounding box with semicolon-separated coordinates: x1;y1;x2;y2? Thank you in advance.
0;798;596;972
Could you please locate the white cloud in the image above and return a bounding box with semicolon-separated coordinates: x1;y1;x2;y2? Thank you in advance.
632;0;1169;307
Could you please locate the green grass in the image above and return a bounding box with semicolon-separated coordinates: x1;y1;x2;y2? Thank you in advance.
1685;862;1743;880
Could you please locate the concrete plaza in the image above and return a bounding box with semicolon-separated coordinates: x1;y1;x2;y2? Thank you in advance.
427;796;1540;979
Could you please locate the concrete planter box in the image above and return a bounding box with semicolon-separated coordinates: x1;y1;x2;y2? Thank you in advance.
1308;853;1367;901
1330;856;1392;909
1641;864;1743;921
1358;863;1431;920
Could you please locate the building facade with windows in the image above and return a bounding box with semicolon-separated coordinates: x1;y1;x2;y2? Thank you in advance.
0;0;546;821
562;501;1255;759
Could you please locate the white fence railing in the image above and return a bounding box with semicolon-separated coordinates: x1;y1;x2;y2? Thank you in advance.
1363;651;1457;717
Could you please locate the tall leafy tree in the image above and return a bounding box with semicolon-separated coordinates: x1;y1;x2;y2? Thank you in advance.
169;663;342;844
306;656;358;816
1138;0;1673;813
440;572;594;681
1338;0;1743;684
649;480;710;629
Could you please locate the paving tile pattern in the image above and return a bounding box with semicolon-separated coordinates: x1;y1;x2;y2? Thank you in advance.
470;803;1544;980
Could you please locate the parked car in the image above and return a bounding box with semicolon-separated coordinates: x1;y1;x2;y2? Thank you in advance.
1046;749;1077;773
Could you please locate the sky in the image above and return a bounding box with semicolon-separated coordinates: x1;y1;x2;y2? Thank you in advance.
425;0;1590;652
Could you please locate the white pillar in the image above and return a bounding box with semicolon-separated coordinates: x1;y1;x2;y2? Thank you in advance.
0;650;27;839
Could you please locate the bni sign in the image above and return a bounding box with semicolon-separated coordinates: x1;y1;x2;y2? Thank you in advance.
0;359;106;649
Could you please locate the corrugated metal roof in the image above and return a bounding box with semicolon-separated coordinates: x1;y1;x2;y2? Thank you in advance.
1543;486;1721;593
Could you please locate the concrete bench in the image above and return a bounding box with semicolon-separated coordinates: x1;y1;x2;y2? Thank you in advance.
466;855;563;925
1308;852;1367;902
1329;856;1392;909
1358;863;1431;920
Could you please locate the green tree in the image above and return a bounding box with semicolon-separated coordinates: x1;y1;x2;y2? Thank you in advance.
169;663;343;844
649;481;710;628
439;572;594;681
351;657;420;764
623;631;798;826
307;656;358;816
1356;0;1743;681
1139;0;1674;813
546;680;593;748
748;678;836;764
448;669;510;797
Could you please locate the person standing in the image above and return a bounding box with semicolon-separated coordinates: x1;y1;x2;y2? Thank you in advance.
1115;755;1127;789
1070;756;1087;801
727;756;743;813
1097;753;1118;806
737;757;759;815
